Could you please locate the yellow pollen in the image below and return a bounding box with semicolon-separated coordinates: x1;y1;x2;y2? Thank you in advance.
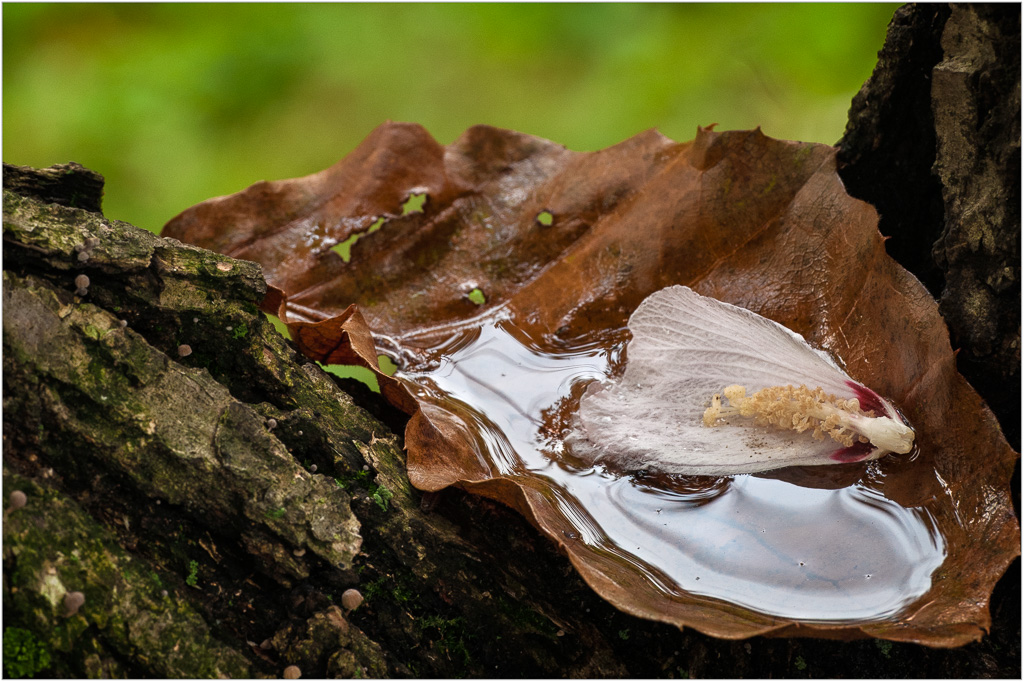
702;384;876;448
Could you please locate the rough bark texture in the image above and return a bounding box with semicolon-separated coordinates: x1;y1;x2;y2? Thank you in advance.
837;2;1021;451
3;3;1019;678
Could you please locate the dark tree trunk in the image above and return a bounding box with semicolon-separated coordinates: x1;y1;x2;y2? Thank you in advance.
837;3;1021;452
3;3;1018;678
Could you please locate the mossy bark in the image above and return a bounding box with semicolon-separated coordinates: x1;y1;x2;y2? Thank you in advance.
2;163;637;678
3;5;1019;677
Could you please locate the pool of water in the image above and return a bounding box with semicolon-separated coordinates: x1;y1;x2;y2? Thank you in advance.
399;316;946;623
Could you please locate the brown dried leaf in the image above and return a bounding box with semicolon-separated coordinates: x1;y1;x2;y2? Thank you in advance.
164;122;1019;646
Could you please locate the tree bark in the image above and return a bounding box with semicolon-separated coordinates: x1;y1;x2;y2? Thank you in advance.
3;3;1019;678
837;3;1021;450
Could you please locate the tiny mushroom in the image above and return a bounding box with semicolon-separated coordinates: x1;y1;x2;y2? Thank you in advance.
267;418;278;430
283;665;302;679
63;590;86;616
74;274;90;290
341;588;364;612
7;490;28;512
177;344;192;358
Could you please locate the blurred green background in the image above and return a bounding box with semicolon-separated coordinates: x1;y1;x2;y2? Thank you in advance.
4;3;898;234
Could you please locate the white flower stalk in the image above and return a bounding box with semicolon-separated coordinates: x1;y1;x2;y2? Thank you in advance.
573;286;915;476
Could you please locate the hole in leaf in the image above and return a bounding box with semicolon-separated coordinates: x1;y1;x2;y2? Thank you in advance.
377;354;398;376
467;288;486;305
266;313;291;339
330;217;387;263
267;315;393;391
319;354;395;392
319;363;381;393
401;192;427;216
536;210;554;226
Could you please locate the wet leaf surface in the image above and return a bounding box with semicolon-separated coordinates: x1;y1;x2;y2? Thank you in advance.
164;122;1019;646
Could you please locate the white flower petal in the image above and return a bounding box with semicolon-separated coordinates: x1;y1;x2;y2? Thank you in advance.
573;285;912;475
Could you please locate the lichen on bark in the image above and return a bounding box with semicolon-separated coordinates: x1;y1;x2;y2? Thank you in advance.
2;162;625;678
2;167;394;676
3;470;251;678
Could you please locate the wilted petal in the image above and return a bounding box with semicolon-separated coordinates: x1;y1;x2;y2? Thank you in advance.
575;286;914;475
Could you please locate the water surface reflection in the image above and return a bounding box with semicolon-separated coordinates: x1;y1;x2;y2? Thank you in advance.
401;318;945;622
